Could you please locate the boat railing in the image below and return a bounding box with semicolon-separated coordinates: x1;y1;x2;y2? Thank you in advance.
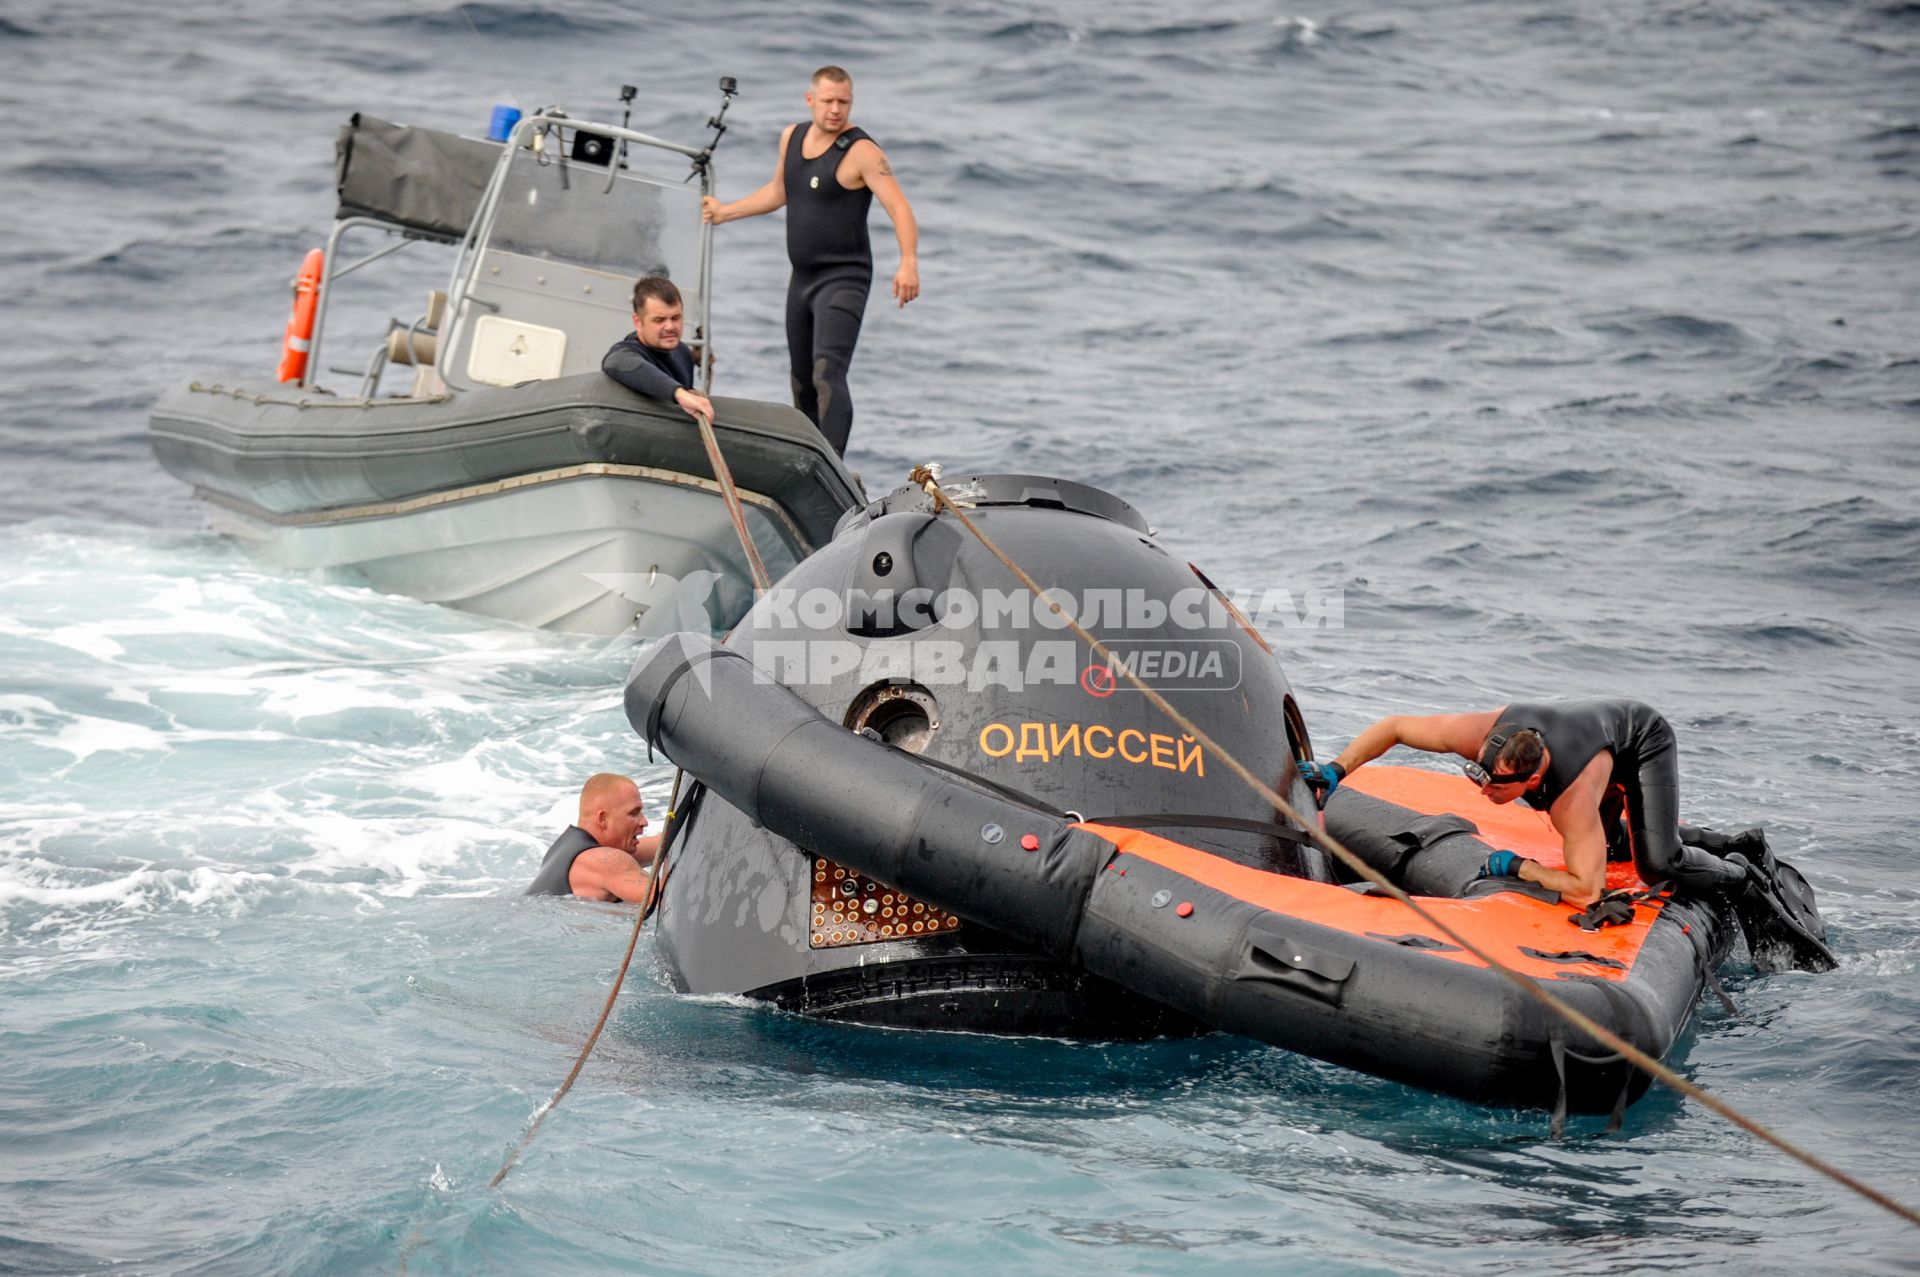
304;215;447;396
304;111;719;400
438;114;716;395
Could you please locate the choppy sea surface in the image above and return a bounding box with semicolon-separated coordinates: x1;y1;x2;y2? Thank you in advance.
3;2;1918;1272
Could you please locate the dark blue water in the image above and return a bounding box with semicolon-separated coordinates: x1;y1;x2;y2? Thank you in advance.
3;2;1918;1272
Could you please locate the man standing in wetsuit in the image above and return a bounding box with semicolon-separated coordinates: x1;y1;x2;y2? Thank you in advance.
524;773;662;903
602;276;715;422
701;65;919;455
1300;699;1752;908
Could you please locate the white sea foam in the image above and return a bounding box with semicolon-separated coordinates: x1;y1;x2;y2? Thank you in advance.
397;751;560;825
0;693;65;729
1830;947;1920;978
281;810;469;880
0;860;167;910
0;694;169;761
44;625;126;663
46;714;172;762
216;792;533;900
1277;15;1319;44
0;689;290;764
247;667;481;722
0;851;279;975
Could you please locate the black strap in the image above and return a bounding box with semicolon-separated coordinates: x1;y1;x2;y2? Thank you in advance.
1606;1071;1630;1134
1520;947;1626;970
642;646;749;762
1083;813;1311;845
1568;884;1675;931
1702;964;1739;1019
1544;983;1644;1138
879;741;1068;819
1568;891;1638;931
1548;1027;1569;1140
641;780;705;923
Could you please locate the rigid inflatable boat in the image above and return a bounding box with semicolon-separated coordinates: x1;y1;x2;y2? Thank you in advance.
623;474;1820;1114
150;88;860;635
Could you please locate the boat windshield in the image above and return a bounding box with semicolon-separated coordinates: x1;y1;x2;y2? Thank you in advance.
485;146;703;281
435;127;714;389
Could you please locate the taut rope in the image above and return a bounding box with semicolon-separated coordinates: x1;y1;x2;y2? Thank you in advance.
695;409;773;593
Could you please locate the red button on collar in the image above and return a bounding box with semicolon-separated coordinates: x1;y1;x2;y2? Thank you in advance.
1020;833;1040;851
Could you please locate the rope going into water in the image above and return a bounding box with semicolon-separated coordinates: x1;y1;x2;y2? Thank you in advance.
905;462;1920;1230
489;768;685;1190
491;401;766;1190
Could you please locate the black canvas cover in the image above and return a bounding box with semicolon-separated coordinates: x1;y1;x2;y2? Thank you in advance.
334;113;502;241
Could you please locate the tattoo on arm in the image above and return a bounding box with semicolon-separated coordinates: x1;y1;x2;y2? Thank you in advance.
878;159;893;177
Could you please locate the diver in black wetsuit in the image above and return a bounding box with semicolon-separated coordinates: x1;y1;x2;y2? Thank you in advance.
602;276;715;422
1302;699;1753;907
702;65;919;455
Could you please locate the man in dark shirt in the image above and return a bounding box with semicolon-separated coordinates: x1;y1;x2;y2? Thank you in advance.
1301;699;1752;907
602;276;715;421
700;65;919;454
524;772;662;902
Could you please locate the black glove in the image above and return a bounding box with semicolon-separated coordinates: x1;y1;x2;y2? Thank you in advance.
1722;851;1763;894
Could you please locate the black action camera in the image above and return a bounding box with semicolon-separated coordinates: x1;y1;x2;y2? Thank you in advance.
570;130;614;166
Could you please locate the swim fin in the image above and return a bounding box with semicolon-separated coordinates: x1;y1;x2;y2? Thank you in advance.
1723;834;1837;974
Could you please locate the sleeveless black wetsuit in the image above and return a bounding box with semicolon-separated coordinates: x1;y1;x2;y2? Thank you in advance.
783;123;874;455
1495;699;1746;893
524;825;598;897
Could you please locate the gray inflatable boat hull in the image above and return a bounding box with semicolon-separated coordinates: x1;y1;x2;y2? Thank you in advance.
150;374;862;634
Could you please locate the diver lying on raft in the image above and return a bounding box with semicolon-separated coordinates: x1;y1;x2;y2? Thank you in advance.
524;772;662;903
1300;699;1764;909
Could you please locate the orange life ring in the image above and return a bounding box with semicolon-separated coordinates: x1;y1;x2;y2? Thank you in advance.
276;249;325;383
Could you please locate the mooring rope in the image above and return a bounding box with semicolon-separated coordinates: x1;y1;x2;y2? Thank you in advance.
694;409;773;593
489;768;685;1189
489;402;764;1191
905;463;1919;1229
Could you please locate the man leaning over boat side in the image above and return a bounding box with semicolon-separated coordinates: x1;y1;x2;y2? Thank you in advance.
603;275;715;422
700;64;919;455
524;773;662;903
1299;699;1756;908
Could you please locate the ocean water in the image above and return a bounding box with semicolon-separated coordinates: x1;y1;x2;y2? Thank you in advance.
3;1;1919;1272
